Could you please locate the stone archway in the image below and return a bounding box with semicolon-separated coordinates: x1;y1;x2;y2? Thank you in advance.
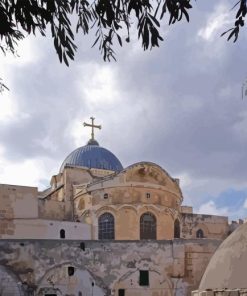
0;265;24;296
113;269;173;296
37;287;62;296
37;263;105;296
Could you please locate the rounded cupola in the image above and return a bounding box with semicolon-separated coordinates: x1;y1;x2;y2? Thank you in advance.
60;140;123;172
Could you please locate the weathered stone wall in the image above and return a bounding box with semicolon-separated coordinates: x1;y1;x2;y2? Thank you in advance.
0;239;221;296
38;199;66;220
181;206;193;214
0;184;38;238
63;167;95;220
181;213;229;240
0;184;38;219
0;265;24;295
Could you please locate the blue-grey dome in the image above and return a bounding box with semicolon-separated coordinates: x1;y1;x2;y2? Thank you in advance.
60;143;123;172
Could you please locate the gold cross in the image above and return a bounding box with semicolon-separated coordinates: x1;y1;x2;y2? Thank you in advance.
83;117;101;140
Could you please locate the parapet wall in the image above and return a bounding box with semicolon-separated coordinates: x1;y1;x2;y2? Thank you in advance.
0;184;38;219
181;213;229;239
192;290;247;296
0;239;222;296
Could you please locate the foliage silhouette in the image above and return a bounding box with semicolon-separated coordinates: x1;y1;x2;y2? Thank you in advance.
0;0;246;92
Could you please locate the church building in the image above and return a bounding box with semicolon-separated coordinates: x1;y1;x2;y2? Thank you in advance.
0;118;233;296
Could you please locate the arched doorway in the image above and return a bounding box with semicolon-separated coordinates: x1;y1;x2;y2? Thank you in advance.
113;268;173;296
37;264;105;296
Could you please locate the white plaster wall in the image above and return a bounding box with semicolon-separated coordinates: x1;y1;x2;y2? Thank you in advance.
37;264;105;296
0;219;91;240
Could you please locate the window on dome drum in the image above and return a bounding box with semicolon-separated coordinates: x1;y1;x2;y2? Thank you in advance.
140;212;156;240
139;270;149;286
98;213;115;239
146;193;151;199
174;219;180;238
196;229;204;238
60;229;65;239
104;193;108;199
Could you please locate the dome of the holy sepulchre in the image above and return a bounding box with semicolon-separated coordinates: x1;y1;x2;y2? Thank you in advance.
60;140;123;172
61;117;123;172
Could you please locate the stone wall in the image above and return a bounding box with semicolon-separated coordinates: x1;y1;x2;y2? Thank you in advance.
0;265;24;295
38;199;66;220
0;219;91;240
0;184;38;219
0;184;38;238
181;213;229;240
0;239;221;296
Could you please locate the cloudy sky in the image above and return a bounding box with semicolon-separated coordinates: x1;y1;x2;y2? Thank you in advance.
1;0;247;220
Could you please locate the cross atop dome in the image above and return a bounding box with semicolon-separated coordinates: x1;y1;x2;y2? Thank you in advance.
60;117;123;171
83;117;101;146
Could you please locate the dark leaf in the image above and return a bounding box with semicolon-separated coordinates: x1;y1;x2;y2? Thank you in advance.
117;34;122;46
63;51;69;66
92;34;100;47
148;13;160;27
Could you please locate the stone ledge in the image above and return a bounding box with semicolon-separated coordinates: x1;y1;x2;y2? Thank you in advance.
192;289;247;296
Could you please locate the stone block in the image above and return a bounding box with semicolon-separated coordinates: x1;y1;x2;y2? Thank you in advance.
172;258;184;277
240;289;247;296
228;290;240;296
173;243;185;258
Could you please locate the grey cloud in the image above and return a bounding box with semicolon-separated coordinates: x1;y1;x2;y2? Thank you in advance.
1;0;247;203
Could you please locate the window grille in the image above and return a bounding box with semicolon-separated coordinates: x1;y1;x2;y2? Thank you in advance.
98;213;115;239
140;212;156;239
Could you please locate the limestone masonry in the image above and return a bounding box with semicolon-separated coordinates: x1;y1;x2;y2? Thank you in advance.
0;118;240;296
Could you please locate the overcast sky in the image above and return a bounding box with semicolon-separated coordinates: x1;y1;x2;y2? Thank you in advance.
1;0;247;221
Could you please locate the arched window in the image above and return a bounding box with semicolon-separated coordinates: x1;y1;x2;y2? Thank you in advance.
196;229;204;238
60;229;65;239
140;212;156;240
98;213;115;239
174;219;180;238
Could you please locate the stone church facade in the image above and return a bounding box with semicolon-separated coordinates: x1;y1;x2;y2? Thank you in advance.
0;118;233;296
